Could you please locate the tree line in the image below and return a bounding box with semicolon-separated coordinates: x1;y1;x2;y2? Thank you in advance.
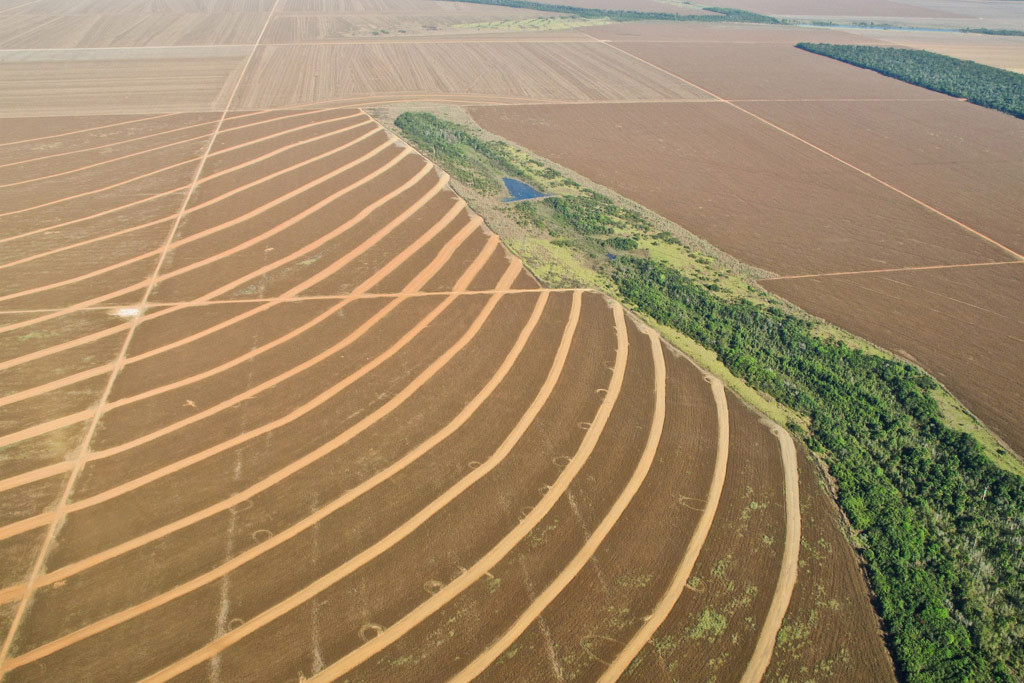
798;43;1024;119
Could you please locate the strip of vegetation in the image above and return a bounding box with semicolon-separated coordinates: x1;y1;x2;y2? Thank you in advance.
797;43;1024;119
392;110;1024;682
446;0;780;24
962;28;1024;37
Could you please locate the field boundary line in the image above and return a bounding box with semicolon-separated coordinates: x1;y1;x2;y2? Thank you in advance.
0;290;551;672
597;376;730;682
741;425;800;683
592;39;1024;263
0;0;284;669
134;282;529;682
762;260;1023;281
306;294;624;681
452;322;667;681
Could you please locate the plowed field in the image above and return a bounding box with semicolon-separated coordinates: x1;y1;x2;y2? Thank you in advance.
1;108;825;681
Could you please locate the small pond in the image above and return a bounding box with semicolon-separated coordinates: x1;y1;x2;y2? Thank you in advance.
502;177;551;203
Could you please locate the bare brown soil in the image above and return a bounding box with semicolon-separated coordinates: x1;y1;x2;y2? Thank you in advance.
741;98;1024;256
471;102;1009;276
0;105;872;682
230;41;705;109
0;51;250;116
764;262;1024;458
708;0;962;17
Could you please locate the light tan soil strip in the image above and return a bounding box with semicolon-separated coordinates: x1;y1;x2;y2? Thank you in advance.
597;376;730;682
0;155;201;219
0;116;374;271
4;245;500;585
305;297;626;681
0;148;407;365
0;158;432;455
0;3;285;669
0;137;400;313
0;113;175;149
740;426;800;683
453;323;667;681
0;118;218;170
0;108;346;170
762;260;1023;281
0;130;216;189
140;287;587;683
595;38;1024;263
0;216;487;603
0;108;348;235
1;288;550;674
0;212;481;507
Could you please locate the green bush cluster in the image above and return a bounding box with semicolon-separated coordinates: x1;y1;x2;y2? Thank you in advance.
797;43;1024;119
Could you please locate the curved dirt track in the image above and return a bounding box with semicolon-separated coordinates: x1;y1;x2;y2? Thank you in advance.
0;108;801;682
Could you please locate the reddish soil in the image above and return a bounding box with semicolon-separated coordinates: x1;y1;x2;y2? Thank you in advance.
742;98;1024;257
764;262;1024;457
0;107;879;682
470;102;1009;276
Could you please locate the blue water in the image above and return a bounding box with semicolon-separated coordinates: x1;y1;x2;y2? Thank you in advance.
502;177;551;203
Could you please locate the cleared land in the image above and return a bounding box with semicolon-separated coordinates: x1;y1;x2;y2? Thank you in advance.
0;48;249;116
471;102;1011;275
470;35;1024;457
230;41;706;108
0;108;825;680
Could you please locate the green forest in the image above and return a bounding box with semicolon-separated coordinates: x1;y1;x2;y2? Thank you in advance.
449;0;780;24
798;43;1024;119
394;110;1024;682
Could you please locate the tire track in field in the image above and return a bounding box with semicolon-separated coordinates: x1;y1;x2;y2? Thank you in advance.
597;375;730;682
305;296;626;681
740;425;800;683
452;320;667;680
137;286;585;683
0;288;552;674
0;240;503;592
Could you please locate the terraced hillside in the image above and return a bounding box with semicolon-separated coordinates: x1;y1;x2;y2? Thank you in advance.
0;109;817;681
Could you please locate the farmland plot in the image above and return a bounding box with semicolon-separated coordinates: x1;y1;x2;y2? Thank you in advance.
0;108;815;681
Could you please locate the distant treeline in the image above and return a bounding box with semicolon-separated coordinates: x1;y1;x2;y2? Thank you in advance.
394;110;1024;683
447;0;780;24
963;27;1024;37
797;43;1024;119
